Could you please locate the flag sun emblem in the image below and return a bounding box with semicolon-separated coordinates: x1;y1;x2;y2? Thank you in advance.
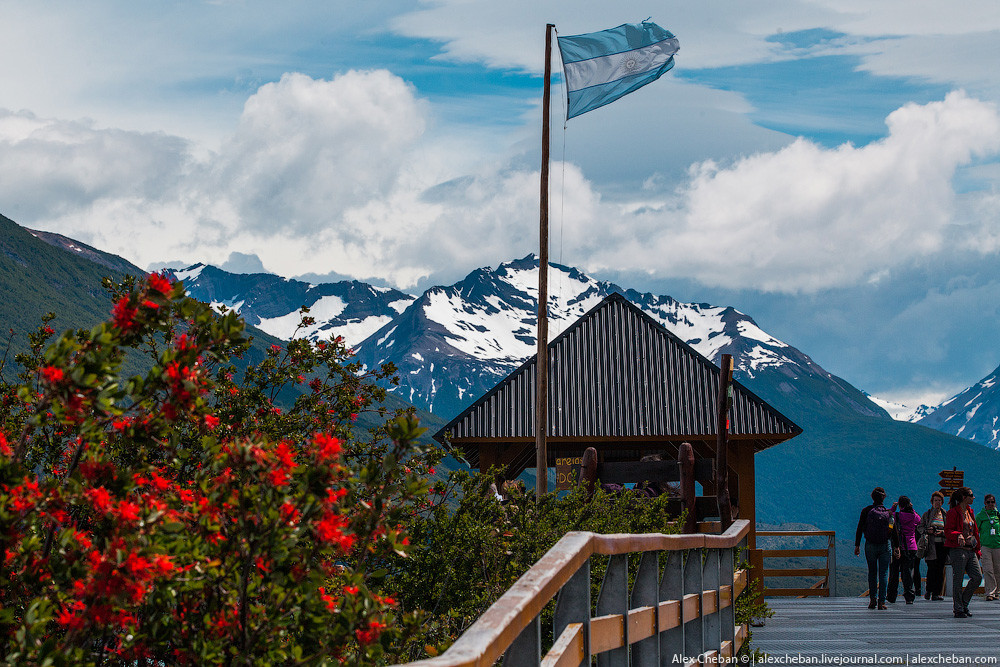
620;55;640;74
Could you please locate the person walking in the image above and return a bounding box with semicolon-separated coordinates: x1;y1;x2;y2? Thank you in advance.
976;493;1000;600
919;491;948;600
889;496;921;604
945;487;983;618
855;487;897;610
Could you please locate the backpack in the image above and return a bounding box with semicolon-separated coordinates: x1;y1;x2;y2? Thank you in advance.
865;505;892;544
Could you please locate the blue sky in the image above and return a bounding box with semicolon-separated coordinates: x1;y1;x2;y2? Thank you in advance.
2;1;1000;410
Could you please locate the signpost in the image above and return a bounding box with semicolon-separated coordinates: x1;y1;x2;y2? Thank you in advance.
939;468;964;497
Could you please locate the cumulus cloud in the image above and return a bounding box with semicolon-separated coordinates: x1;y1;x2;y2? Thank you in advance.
211;71;428;236
4;77;1000;296
580;91;1000;292
0;110;190;220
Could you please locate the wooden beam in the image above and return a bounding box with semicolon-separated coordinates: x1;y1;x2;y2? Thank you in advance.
658;600;682;631
682;593;700;623
627;606;656;643
763;568;829;577
763;588;830;597
590;613;624;654
541;623;584;667
760;549;828;558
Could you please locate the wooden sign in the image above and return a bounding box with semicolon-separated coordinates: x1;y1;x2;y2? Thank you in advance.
555;456;583;490
939;469;964;496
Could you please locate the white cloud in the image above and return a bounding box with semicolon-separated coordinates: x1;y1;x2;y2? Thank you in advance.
5;71;1000;295
0;109;190;220
579;92;1000;292
211;71;428;236
391;0;1000;77
390;0;838;72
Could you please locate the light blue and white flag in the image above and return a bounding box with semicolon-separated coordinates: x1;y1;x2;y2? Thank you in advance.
557;21;679;119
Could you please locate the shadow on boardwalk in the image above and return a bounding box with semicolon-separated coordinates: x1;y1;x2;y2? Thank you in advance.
753;597;1000;662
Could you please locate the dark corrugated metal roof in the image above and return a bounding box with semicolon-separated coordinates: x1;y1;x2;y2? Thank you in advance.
434;293;801;466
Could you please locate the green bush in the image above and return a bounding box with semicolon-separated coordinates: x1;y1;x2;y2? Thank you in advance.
0;274;437;665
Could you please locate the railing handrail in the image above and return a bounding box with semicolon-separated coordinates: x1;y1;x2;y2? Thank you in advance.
394;519;751;667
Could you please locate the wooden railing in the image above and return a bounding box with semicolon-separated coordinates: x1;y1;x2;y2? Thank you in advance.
392;520;752;667
753;530;836;597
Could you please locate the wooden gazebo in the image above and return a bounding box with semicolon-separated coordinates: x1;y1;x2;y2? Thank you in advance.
434;293;801;541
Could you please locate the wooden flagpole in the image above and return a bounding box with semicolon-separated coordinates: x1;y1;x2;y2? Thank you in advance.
716;353;734;529
536;23;554;500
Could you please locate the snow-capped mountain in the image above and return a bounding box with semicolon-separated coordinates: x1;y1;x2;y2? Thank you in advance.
164;255;889;424
166;263;414;346
915;364;1000;449
865;394;934;423
352;255;888;421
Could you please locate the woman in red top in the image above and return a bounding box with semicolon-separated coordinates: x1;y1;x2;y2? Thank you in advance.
945;486;983;618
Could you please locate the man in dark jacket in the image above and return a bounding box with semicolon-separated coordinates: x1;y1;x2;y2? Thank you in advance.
855;487;899;610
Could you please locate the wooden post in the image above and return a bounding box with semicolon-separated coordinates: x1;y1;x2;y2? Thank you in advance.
679;442;697;534
716;354;734;530
580;446;598;499
732;443;762;595
535;23;554;501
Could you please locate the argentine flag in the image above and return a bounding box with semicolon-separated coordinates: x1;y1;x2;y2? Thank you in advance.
557;21;679;120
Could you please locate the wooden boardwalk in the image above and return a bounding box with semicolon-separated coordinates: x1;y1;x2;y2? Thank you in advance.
752;596;1000;662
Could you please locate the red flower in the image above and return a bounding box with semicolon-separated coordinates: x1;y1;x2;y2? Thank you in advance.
355;620;385;645
147;272;173;295
40;366;64;383
313;433;342;463
116;500;141;522
149;471;171;492
316;512;354;551
280;501;300;525
87;486;114;514
56;606;86;630
267;468;291;488
152;554;174;575
112;297;139;332
0;432;10;457
204;414;220;430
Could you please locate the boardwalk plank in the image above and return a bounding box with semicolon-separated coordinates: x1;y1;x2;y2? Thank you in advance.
752;596;1000;662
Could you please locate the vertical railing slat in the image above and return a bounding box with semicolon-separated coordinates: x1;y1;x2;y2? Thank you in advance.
660;549;684;665
631;551;660;667
703;549;721;657
554;559;591;667
828;533;838;597
596;553;629;667
683;549;704;658
505;613;541;666
721;545;736;653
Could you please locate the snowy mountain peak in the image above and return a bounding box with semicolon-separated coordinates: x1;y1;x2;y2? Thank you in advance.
353;257;886;419
916;365;1000;449
865;394;933;422
165;264;415;347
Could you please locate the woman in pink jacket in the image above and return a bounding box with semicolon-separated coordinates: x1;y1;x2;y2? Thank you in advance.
891;496;922;604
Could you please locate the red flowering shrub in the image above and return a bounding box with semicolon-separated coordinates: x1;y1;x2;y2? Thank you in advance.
0;275;435;665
